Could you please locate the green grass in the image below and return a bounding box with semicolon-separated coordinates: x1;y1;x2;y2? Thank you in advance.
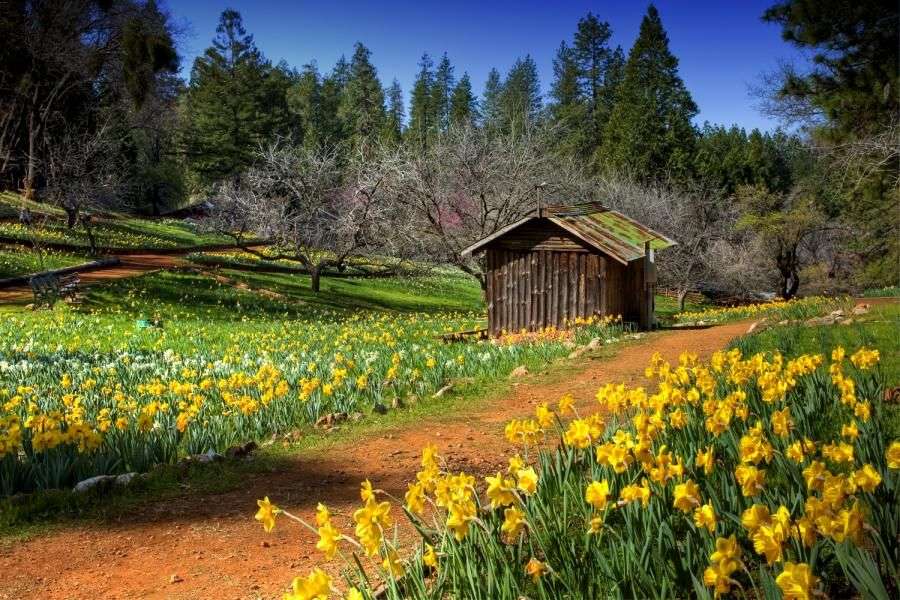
861;286;900;298
654;293;713;323
75;266;485;322
0;218;233;251
0;191;67;219
0;245;87;279
0;192;234;250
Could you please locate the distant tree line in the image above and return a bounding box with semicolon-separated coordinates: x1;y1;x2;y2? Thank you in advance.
1;1;895;295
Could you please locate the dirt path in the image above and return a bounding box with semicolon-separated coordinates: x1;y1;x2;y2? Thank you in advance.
0;244;277;303
0;320;750;600
0;254;188;303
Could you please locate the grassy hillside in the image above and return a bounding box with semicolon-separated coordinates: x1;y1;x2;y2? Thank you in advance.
0;192;232;250
0;245;85;279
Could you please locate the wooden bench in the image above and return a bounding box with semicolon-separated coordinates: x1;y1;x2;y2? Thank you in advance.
439;328;488;343
29;272;81;308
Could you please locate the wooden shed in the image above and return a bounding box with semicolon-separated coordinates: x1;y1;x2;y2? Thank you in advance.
461;203;676;336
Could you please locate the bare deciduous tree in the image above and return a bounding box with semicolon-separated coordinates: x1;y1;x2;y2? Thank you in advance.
379;124;594;289
598;177;739;310
210;142;403;292
43;123;124;255
735;183;841;299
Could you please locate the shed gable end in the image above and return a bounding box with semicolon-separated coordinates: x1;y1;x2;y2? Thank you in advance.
485;218;592;253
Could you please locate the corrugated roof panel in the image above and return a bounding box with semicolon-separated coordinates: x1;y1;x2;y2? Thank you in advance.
549;215;641;263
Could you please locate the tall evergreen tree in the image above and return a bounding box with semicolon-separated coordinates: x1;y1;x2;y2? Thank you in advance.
762;0;899;286
481;68;504;130
548;13;624;164
338;42;385;153
549;41;587;156
287;63;323;148
383;78;405;144
407;53;435;146
500;56;541;132
599;5;697;180
449;73;478;126
573;13;614;154
693;124;797;195
430;53;455;132
597;46;625;136
318;57;349;148
183;9;287;187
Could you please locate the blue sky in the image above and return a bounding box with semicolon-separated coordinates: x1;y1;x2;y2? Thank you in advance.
168;0;802;131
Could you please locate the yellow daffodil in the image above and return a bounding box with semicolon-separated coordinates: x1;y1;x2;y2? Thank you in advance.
776;562;819;600
525;557;548;582
673;479;701;513
694;503;716;533
283;567;331;600
516;467;538;496
695;446;714;475
255;496;279;533
585;480;610;509
501;506;526;539
423;543;438;570
886;441;900;469
315;521;342;560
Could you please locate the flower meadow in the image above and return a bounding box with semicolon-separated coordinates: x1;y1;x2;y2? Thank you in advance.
0;300;626;495
676;297;851;325
259;344;898;600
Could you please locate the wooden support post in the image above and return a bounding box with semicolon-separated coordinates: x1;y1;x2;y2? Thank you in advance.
641;241;656;330
599;256;607;316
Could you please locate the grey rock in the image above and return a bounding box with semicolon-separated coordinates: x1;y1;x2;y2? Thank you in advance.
196;449;224;463
73;475;116;494
115;472;139;487
508;365;529;379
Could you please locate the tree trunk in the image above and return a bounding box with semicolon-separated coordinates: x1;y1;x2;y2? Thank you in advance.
776;249;800;300
82;217;98;256
310;267;321;293
64;205;78;229
780;270;800;300
677;288;689;312
24;109;37;200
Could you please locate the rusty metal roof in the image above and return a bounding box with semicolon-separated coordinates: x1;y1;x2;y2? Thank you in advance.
461;202;676;264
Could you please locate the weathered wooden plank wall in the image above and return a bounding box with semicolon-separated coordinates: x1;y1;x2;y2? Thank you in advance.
487;247;613;334
483;221;653;335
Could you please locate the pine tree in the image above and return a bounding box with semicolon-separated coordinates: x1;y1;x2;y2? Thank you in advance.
318;57;349;148
383;79;404;144
430;53;455;132
287;63;323;148
481;68;504;130
407;53;434;146
598;5;698;180
183;9;286;187
596;46;625;140
573;13;613;152
548;13;623;163
338;42;385;153
549;41;587;156
500;56;541;132
449;73;478;126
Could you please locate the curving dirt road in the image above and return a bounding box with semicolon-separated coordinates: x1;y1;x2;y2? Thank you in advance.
0;319;751;600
